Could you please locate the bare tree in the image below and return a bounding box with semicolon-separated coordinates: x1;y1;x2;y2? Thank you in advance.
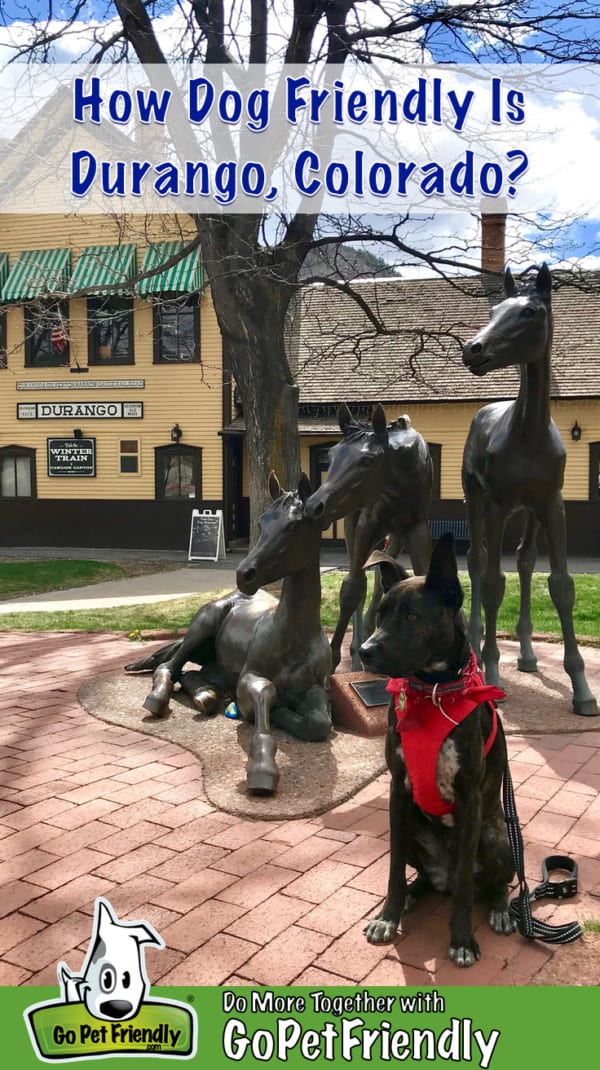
6;0;600;535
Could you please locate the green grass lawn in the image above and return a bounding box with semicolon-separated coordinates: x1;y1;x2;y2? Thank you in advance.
323;572;600;640
1;568;599;641
0;590;231;635
0;560;128;600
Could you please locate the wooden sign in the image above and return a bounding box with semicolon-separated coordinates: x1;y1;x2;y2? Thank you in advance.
18;402;143;419
188;509;226;562
17;379;145;390
47;438;96;477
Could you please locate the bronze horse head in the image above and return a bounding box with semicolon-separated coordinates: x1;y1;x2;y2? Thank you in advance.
237;471;319;595
305;403;389;529
463;263;552;376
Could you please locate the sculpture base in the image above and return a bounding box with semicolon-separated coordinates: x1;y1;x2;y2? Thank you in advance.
330;671;389;737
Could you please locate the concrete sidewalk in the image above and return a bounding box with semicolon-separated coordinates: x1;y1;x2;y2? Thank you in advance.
0;551;348;615
0;566;237;615
1;550;599;616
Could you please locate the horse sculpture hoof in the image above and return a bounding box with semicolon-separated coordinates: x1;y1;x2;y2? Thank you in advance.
517;656;537;673
247;767;279;794
247;733;279;795
192;688;218;716
573;697;600;717
143;692;170;717
143;666;173;717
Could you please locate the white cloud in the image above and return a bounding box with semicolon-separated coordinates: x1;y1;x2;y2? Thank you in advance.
0;11;599;268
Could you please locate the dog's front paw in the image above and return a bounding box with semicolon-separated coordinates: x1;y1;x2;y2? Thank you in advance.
489;907;517;935
449;937;480;968
364;915;399;944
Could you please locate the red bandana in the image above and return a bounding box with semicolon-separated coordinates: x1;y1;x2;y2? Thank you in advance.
386;652;505;818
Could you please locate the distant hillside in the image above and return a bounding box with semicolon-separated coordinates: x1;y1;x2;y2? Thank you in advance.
300;244;399;280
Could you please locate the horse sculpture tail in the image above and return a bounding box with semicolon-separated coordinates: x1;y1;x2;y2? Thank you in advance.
125;638;183;674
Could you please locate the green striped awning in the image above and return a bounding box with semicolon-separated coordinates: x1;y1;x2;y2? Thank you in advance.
137;241;203;296
68;244;137;296
2;248;71;302
0;253;9;296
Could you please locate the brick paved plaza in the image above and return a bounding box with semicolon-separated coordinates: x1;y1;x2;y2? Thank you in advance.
1;631;599;988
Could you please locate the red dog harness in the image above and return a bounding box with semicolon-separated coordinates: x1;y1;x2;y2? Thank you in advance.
386;652;505;818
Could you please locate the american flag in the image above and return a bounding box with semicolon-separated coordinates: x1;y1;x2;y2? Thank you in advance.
51;322;69;352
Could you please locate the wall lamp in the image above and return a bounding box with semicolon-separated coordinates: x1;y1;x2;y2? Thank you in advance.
171;423;183;444
73;428;84;439
570;421;582;443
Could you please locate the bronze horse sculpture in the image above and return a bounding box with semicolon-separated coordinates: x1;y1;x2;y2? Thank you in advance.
462;263;598;716
305;403;433;671
126;473;331;793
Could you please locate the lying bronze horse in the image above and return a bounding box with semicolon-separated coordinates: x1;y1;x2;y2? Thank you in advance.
305;403;433;671
126;473;331;794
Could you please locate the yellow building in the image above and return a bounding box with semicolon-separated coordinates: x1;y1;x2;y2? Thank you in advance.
2;210;600;554
0;213;230;550
286;268;600;553
224;238;600;554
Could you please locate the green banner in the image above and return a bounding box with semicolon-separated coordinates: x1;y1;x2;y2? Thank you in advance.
26;998;195;1060
3;985;598;1069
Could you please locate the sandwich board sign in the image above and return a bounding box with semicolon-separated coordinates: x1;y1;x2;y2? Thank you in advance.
188;509;226;562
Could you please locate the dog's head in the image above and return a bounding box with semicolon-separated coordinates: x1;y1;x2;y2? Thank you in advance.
58;899;163;1021
359;533;469;678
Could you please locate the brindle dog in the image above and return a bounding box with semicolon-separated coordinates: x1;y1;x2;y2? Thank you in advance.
359;534;515;968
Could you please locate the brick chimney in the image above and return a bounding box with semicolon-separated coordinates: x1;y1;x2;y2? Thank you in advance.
481;207;507;275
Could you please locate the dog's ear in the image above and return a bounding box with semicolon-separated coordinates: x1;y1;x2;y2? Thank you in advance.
364;550;410;593
425;533;463;609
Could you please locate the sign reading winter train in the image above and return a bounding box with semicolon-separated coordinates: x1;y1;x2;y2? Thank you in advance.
47;438;96;477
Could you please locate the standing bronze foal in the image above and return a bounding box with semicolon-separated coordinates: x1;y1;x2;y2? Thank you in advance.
462;264;598;716
306;403;432;671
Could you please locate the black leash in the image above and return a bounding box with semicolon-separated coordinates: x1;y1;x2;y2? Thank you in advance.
502;757;583;944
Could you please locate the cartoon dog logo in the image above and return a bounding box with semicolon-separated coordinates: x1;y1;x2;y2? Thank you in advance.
57;898;164;1022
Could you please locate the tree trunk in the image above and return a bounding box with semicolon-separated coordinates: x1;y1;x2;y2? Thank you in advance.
205;234;302;542
99;6;313;545
244;356;300;544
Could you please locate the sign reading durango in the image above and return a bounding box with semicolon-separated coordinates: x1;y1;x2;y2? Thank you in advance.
19;402;142;419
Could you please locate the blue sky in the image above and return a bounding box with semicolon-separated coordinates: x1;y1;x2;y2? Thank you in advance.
1;3;600;271
3;2;98;19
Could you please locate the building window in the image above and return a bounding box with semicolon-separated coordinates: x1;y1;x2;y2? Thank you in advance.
428;443;442;499
24;302;69;367
119;439;140;475
153;295;199;363
0;310;6;368
589;442;600;501
0;446;36;497
308;440;343;542
155;445;201;500
88;297;133;364
309;441;337;490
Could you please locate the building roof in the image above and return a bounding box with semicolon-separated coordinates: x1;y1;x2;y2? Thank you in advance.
288;274;600;404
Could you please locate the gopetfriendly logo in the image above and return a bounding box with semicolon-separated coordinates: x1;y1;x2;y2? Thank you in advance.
25;898;197;1062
